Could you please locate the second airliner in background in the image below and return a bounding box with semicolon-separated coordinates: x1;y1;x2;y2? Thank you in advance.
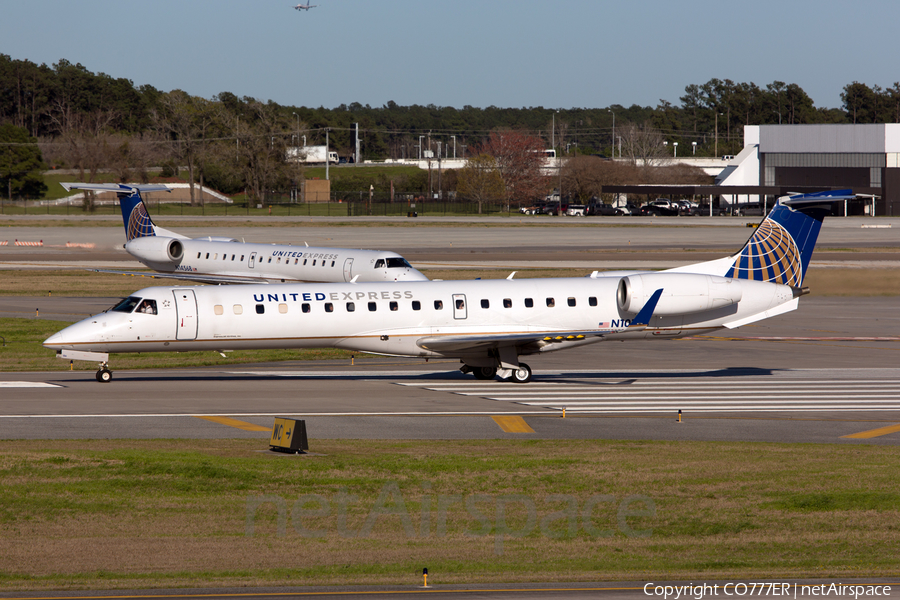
62;183;427;284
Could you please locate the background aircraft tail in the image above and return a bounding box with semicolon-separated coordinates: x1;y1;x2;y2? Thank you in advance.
61;183;173;241
119;190;156;241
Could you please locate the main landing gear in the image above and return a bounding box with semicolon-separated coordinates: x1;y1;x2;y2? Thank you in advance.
461;362;532;384
96;362;113;383
509;363;533;384
472;366;497;380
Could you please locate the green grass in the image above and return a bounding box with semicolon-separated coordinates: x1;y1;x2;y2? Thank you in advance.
0;439;897;589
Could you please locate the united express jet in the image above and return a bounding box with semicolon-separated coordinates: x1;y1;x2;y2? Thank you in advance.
45;191;852;383
61;183;427;284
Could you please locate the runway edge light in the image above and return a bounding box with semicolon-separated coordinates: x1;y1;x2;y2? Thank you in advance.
270;417;309;454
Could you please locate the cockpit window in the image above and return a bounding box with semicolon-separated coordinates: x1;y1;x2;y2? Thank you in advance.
386;257;412;269
111;296;141;313
374;259;385;269
136;299;158;315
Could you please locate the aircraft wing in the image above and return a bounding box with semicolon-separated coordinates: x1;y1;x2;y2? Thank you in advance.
416;329;609;354
416;289;664;354
89;269;275;285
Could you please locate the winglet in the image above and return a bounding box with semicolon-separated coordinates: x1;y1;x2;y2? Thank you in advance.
507;272;516;280
350;274;360;283
626;288;663;331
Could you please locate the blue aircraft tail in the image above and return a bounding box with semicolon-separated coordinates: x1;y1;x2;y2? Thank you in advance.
60;183;170;242
725;189;854;286
119;190;156;241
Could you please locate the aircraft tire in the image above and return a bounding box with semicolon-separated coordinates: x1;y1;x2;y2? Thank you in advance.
96;368;112;383
510;363;532;384
472;366;497;380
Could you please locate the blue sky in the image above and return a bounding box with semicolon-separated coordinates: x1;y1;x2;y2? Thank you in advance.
3;0;898;111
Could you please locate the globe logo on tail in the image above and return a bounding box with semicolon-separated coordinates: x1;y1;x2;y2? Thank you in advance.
726;219;802;286
126;200;154;241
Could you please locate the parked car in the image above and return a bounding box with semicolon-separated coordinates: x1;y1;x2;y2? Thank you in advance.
612;202;638;215
519;202;546;215
566;204;587;216
698;203;723;216
735;202;764;217
675;200;701;216
543;201;567;216
586;202;619;216
640;199;680;216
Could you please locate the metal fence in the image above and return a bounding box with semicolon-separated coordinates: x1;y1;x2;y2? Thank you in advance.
0;196;516;217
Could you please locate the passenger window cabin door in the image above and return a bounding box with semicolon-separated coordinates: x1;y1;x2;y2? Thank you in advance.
343;258;354;282
452;294;467;320
248;252;257;269
174;290;198;340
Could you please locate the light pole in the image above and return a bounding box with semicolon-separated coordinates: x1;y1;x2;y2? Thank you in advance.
673;142;678;157
418;135;424;160
608;109;615;159
692;141;697;155
551;111;556;153
292;112;299;147
715;112;723;158
451;135;456;158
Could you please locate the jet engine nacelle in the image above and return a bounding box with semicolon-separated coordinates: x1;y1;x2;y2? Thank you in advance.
125;236;184;264
618;273;743;316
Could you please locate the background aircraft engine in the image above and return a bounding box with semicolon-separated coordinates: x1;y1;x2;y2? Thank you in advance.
618;273;743;316
125;237;184;264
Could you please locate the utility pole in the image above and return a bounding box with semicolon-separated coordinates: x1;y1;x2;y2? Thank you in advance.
325;129;330;181
608;109;615;159
551;112;556;151
354;122;360;164
715;113;723;158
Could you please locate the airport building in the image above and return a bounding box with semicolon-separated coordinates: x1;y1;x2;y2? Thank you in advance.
718;124;900;216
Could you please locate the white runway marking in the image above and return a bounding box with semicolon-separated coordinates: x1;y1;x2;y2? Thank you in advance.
0;381;62;388
399;378;900;413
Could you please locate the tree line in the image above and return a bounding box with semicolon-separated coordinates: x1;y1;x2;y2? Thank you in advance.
2;53;900;203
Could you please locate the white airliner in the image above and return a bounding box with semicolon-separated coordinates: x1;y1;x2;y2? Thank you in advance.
60;183;427;284
45;191;853;384
294;3;317;10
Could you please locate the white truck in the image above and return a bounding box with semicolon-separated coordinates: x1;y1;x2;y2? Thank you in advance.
287;145;339;165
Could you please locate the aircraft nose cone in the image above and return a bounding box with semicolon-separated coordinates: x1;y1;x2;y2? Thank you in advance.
43;331;63;348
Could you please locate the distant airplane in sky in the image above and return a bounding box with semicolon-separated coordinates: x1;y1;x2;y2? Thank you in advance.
294;3;317;10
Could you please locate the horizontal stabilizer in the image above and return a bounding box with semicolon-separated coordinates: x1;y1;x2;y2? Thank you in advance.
782;189;855;205
61;183;172;195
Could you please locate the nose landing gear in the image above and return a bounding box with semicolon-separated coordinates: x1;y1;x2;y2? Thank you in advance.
95;362;113;383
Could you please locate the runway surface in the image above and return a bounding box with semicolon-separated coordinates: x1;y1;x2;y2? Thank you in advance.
2;296;899;444
2;215;899;445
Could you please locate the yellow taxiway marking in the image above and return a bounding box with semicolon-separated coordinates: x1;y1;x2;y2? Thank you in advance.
195;416;272;432
491;415;535;433
842;423;900;439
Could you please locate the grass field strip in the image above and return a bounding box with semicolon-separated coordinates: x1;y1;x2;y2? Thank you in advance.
397;378;900;413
